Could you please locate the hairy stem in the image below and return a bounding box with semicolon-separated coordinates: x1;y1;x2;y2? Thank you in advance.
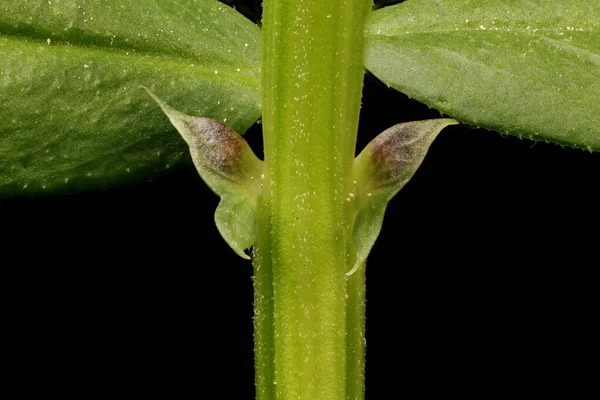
254;1;372;399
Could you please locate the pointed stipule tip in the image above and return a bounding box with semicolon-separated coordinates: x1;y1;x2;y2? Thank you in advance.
143;88;173;115
142;86;159;101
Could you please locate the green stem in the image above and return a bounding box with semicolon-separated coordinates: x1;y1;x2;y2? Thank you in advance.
254;1;372;399
346;267;366;399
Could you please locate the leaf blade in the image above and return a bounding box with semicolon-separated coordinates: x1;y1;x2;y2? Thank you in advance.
0;0;261;197
365;0;600;151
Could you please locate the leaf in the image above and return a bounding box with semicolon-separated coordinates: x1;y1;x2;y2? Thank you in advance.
348;119;457;276
147;89;262;259
365;0;600;151
0;0;261;197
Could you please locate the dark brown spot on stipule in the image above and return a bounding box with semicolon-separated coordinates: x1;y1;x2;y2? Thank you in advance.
186;118;245;176
370;124;425;186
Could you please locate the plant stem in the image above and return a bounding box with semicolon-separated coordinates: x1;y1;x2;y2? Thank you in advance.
254;1;372;399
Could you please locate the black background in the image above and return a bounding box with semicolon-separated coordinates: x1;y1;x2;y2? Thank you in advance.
2;1;597;398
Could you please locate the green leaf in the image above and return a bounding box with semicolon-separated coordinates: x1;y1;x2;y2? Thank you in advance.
0;0;261;197
147;89;262;259
365;0;600;151
348;119;457;276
